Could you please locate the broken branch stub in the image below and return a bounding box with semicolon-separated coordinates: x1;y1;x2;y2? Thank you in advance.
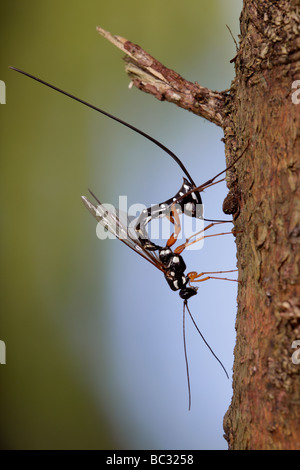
96;26;226;128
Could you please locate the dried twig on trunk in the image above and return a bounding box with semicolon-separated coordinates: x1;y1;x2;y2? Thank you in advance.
97;26;226;127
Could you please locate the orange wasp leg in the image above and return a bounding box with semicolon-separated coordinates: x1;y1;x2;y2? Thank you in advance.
166;203;182;248
174;221;235;254
188;270;240;283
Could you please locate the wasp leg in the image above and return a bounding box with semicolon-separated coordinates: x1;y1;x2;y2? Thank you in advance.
188;270;240;283
166;203;182;248
174;221;235;254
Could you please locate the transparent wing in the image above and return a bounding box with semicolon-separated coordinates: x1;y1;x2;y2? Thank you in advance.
81;192;165;272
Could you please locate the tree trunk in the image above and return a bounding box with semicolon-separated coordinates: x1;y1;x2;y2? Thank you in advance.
223;0;300;450
99;0;300;449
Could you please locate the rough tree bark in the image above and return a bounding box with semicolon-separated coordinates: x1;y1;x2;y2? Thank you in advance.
99;0;300;450
223;0;300;450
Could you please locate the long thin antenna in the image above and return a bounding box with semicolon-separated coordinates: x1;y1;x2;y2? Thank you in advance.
175;141;250;204
185;300;229;380
9;66;196;187
183;302;192;411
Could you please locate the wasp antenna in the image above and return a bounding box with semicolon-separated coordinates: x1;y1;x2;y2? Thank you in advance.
183;301;192;411
193;140;251;194
203;218;233;224
9;66;196;186
185;300;229;380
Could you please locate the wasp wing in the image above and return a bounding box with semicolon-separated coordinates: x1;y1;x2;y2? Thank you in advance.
81;193;164;272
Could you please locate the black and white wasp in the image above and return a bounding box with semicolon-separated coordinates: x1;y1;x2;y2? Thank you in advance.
10;66;244;409
81;189;239;410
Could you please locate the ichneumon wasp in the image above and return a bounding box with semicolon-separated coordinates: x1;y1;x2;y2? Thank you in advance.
9;65;245;409
81;189;239;410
